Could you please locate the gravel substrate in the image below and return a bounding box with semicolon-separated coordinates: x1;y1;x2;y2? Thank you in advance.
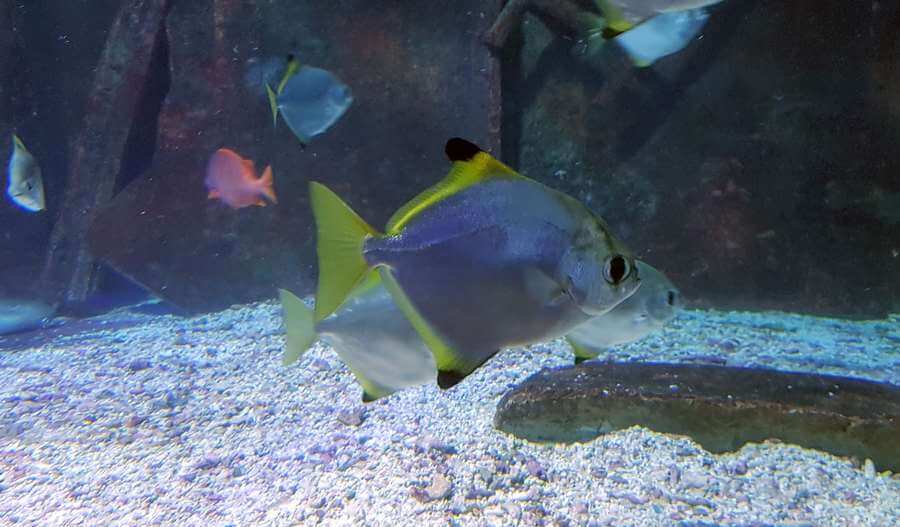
0;301;898;526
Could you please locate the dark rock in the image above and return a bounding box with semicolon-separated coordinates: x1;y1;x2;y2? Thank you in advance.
524;459;546;480
337;408;366;427
40;0;173;306
194;455;221;471
125;415;146;427
127;359;152;372
495;362;900;471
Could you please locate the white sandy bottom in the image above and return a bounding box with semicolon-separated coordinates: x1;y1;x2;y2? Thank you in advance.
0;303;898;526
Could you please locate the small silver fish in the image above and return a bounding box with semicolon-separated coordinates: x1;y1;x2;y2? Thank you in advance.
266;57;353;146
0;298;55;335
6;135;45;212
599;0;723;27
566;261;680;362
612;7;710;67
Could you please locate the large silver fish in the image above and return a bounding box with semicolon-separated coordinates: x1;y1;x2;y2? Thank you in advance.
566;260;680;362
6;135;45;212
0;299;55;335
280;261;676;402
308;138;641;388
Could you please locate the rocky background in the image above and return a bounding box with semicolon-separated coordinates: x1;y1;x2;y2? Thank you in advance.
0;0;898;317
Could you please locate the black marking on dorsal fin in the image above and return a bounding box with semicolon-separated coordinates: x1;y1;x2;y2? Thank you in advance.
573;356;588;365
362;391;377;403
444;137;482;163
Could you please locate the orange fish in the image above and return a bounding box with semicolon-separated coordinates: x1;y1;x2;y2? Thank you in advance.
205;148;277;209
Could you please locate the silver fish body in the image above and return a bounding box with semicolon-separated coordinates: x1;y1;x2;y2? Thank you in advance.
277;66;353;144
316;283;435;398
6;135;45;212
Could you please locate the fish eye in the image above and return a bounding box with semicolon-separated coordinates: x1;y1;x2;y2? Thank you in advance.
26;183;33;190
667;290;677;306
603;255;629;284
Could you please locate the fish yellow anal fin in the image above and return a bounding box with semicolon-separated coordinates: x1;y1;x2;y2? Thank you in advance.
385;138;523;234
279;289;319;366
566;336;601;364
309;182;381;322
346;367;392;403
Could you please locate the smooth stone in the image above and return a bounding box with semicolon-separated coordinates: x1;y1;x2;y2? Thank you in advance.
494;362;900;471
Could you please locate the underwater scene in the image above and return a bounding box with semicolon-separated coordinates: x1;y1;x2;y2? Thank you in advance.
1;0;899;525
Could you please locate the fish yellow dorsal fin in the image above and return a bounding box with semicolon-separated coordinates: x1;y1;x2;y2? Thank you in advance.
594;0;635;35
385;138;523;235
11;134;27;154
277;55;302;95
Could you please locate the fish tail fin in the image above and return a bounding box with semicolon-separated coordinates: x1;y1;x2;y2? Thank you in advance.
278;289;319;366
266;83;279;128
260;165;277;203
309;181;381;322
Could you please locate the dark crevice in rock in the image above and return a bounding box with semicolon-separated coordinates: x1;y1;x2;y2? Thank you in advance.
117;14;171;195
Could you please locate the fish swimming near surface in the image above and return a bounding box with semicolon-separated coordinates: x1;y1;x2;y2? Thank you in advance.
266;55;353;146
205;148;276;209
280;261;672;402
308;137;641;389
6;134;45;212
566;260;680;362
0;299;55;335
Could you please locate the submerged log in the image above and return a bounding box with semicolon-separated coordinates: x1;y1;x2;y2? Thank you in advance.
495;362;900;471
39;0;171;307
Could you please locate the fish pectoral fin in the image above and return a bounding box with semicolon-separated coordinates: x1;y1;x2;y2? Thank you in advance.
278;289;319;366
207;189;220;199
566;336;601;364
385;138;527;234
309;182;381;322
